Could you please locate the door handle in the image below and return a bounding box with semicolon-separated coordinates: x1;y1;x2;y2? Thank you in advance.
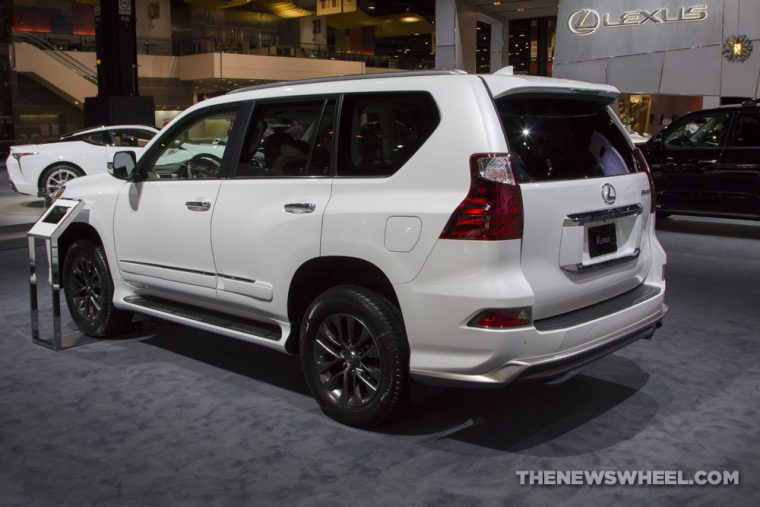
284;202;316;214
697;159;718;165
185;200;211;211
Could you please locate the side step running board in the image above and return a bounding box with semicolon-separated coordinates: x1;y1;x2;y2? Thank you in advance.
123;295;282;342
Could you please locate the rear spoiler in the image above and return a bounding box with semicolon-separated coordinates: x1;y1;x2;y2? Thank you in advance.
492;86;618;105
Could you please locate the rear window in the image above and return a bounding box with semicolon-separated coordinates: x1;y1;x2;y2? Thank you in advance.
496;97;637;182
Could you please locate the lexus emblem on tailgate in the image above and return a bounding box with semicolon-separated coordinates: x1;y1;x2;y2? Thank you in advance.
602;183;617;205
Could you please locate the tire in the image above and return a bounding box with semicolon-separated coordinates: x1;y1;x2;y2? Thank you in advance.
299;285;409;429
63;240;133;337
41;164;84;205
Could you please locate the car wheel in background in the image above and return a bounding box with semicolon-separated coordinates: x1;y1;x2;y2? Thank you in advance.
41;164;84;205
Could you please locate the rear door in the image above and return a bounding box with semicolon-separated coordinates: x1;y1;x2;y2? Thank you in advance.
211;97;335;318
482;79;655;318
719;109;760;216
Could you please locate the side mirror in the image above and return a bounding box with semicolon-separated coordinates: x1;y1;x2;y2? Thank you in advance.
648;132;664;150
110;151;137;180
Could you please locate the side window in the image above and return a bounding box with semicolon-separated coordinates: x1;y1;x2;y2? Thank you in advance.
237;99;329;177
730;113;760;147
67;131;108;145
664;113;728;148
144;109;237;180
111;129;156;148
338;92;440;177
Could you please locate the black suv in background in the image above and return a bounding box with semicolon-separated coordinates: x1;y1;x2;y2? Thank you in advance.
642;102;760;220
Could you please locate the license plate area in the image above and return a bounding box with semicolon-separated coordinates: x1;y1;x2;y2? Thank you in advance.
588;223;617;258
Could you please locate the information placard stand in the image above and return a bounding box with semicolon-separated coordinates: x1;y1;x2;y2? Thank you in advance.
28;199;95;351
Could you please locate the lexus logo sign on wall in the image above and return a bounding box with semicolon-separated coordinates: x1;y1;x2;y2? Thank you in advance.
568;9;601;36
567;4;709;36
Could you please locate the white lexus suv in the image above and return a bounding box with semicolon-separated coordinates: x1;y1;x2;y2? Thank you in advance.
54;69;667;428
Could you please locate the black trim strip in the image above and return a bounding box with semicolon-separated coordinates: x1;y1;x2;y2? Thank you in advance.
120;260;216;278
218;273;256;284
534;283;662;332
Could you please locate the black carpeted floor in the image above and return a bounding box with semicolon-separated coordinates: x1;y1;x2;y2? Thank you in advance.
1;217;759;506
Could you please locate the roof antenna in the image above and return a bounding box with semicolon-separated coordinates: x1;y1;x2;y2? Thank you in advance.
494;66;514;76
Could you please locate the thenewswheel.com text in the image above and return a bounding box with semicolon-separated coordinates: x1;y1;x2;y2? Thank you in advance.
516;470;740;486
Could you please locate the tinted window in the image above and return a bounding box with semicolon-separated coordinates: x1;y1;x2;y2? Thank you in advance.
144;109;237;180
58;127;108;144
111;128;156;148
497;97;636;182
63;131;108;146
237;99;330;177
730;112;760;147
664;113;728;148
337;92;439;177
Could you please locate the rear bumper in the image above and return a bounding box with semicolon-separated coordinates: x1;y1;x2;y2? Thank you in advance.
413;313;665;387
406;282;667;387
511;317;663;383
5;156;36;195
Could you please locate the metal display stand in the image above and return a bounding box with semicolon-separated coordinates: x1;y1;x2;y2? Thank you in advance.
28;199;94;351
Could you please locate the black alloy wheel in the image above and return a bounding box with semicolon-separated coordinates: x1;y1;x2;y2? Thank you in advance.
63;240;133;337
313;313;383;407
67;256;105;325
300;286;409;429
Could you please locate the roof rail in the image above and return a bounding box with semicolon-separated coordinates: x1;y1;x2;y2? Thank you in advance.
228;69;468;94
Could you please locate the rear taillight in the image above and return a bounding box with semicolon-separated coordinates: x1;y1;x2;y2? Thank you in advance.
634;148;656;214
440;153;523;240
467;307;532;329
12;151;38;161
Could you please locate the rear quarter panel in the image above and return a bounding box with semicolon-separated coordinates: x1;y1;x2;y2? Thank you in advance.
321;75;508;285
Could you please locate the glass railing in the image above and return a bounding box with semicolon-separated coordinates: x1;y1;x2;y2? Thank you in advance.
13;31;435;72
12;31;97;84
175;37;435;70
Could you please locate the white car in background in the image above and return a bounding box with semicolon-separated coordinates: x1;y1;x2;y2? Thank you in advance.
5;125;159;201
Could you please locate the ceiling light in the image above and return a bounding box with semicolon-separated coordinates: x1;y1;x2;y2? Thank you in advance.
400;15;419;23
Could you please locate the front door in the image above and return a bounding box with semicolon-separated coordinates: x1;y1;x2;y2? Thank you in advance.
113;105;242;300
654;111;729;213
